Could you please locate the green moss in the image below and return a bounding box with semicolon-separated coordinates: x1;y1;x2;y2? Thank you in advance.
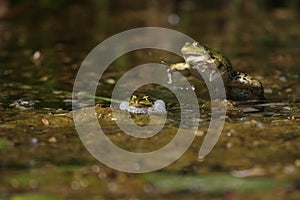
11;193;64;200
142;173;287;194
257;34;278;45
0;139;12;150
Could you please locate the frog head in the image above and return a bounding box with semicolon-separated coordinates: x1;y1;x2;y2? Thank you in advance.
181;42;234;81
129;95;154;108
181;42;211;65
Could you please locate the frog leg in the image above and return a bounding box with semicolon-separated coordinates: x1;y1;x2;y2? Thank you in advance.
166;63;191;84
160;59;191;71
170;62;191;71
229;72;263;89
160;59;191;84
227;72;264;100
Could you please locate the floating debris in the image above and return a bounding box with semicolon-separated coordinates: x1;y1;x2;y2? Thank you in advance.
279;76;287;82
231;166;266;178
243;107;261;113
250;119;263;129
32;51;41;60
105;78;116;84
41;118;50;126
285;88;292;93
48;137;57;143
32;50;42;65
30;138;38;146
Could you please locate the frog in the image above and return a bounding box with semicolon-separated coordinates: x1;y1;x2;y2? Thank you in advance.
168;42;265;101
128;99;151;126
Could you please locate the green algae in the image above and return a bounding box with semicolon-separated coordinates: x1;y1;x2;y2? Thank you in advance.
142;173;286;194
11;193;64;200
0;139;12;150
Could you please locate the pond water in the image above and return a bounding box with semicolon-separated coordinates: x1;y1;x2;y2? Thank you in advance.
0;1;300;199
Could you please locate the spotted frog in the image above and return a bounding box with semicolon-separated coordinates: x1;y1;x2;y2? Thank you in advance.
169;42;265;101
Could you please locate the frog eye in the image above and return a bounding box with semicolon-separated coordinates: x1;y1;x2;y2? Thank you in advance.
130;95;138;100
143;96;152;102
143;96;149;100
192;42;201;47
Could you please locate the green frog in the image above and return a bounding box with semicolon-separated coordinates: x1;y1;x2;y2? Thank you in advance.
169;42;265;101
126;95;154;126
129;95;154;108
